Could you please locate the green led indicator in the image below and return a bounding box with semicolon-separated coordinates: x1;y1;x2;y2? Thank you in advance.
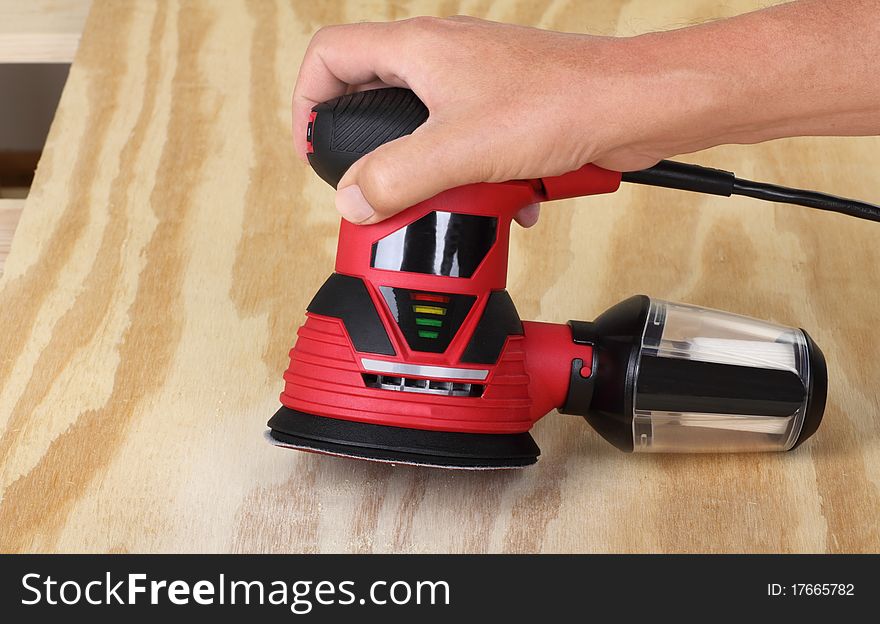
418;330;440;339
415;318;442;327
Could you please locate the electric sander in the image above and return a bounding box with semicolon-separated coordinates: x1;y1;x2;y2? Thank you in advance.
268;87;879;469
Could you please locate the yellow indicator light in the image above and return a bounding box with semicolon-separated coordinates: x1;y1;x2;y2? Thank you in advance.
413;305;446;315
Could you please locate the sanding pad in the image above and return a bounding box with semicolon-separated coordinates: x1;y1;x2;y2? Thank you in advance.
267;407;539;469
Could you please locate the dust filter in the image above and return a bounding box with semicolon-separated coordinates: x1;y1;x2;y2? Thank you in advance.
578;297;826;453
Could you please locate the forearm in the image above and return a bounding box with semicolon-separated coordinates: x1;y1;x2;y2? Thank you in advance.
625;0;880;160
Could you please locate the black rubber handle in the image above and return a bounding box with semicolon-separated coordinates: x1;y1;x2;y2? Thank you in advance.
307;88;429;188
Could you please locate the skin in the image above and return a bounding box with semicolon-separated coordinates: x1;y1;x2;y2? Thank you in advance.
291;0;880;227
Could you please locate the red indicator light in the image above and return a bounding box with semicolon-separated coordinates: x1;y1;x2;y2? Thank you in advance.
411;293;450;303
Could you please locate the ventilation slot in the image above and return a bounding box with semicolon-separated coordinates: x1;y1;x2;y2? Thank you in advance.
362;373;483;397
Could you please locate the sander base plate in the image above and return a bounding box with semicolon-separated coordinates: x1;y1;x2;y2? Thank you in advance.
267;406;539;469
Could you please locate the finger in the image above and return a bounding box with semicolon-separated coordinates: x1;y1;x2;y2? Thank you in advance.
347;80;395;94
335;120;490;223
514;203;541;228
292;22;409;158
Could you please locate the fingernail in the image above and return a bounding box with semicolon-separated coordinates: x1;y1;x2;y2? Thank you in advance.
336;185;375;223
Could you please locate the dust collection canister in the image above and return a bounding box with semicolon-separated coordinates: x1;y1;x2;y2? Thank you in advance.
581;297;827;453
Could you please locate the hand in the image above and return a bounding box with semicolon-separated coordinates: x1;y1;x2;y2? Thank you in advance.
293;5;880;226
292;17;664;226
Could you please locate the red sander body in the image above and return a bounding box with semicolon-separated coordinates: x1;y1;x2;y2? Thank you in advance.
268;88;878;469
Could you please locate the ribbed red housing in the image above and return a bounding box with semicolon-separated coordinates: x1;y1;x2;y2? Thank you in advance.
282;314;533;433
280;314;592;434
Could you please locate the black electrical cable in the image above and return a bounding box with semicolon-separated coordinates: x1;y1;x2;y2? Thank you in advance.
621;160;736;196
731;178;880;222
621;160;880;223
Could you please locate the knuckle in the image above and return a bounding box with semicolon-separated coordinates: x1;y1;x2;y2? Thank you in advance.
308;24;341;50
394;17;457;60
406;15;441;30
400;16;447;42
308;27;325;48
311;24;334;41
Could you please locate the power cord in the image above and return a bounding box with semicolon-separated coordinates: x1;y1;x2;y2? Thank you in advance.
621;160;880;222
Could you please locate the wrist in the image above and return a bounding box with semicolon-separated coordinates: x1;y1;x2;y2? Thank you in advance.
603;31;734;162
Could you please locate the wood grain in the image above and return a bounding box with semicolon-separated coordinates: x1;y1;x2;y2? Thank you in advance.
0;0;91;63
0;0;878;554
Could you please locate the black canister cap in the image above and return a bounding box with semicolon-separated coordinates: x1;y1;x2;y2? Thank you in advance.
789;329;827;450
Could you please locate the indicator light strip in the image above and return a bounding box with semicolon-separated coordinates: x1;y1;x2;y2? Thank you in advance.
415;318;443;327
413;305;446;315
418;330;440;339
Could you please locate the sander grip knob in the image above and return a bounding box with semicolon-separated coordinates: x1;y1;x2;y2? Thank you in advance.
306;88;429;188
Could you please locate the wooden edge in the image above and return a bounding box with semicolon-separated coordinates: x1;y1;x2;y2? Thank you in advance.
0;198;25;276
0;0;91;63
0;32;82;63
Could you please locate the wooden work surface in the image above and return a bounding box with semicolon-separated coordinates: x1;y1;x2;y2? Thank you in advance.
1;0;878;554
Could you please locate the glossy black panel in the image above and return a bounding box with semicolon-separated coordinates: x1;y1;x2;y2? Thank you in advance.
380;287;476;353
371;211;497;278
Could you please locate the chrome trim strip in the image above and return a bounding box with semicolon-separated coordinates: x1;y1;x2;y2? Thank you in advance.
360;358;489;381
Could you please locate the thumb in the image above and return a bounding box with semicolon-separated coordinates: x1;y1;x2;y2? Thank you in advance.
335;121;487;224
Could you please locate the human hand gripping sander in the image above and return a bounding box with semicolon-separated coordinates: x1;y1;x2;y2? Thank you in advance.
268;88;879;469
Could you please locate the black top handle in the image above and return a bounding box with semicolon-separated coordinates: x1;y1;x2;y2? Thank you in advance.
307;88;429;188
